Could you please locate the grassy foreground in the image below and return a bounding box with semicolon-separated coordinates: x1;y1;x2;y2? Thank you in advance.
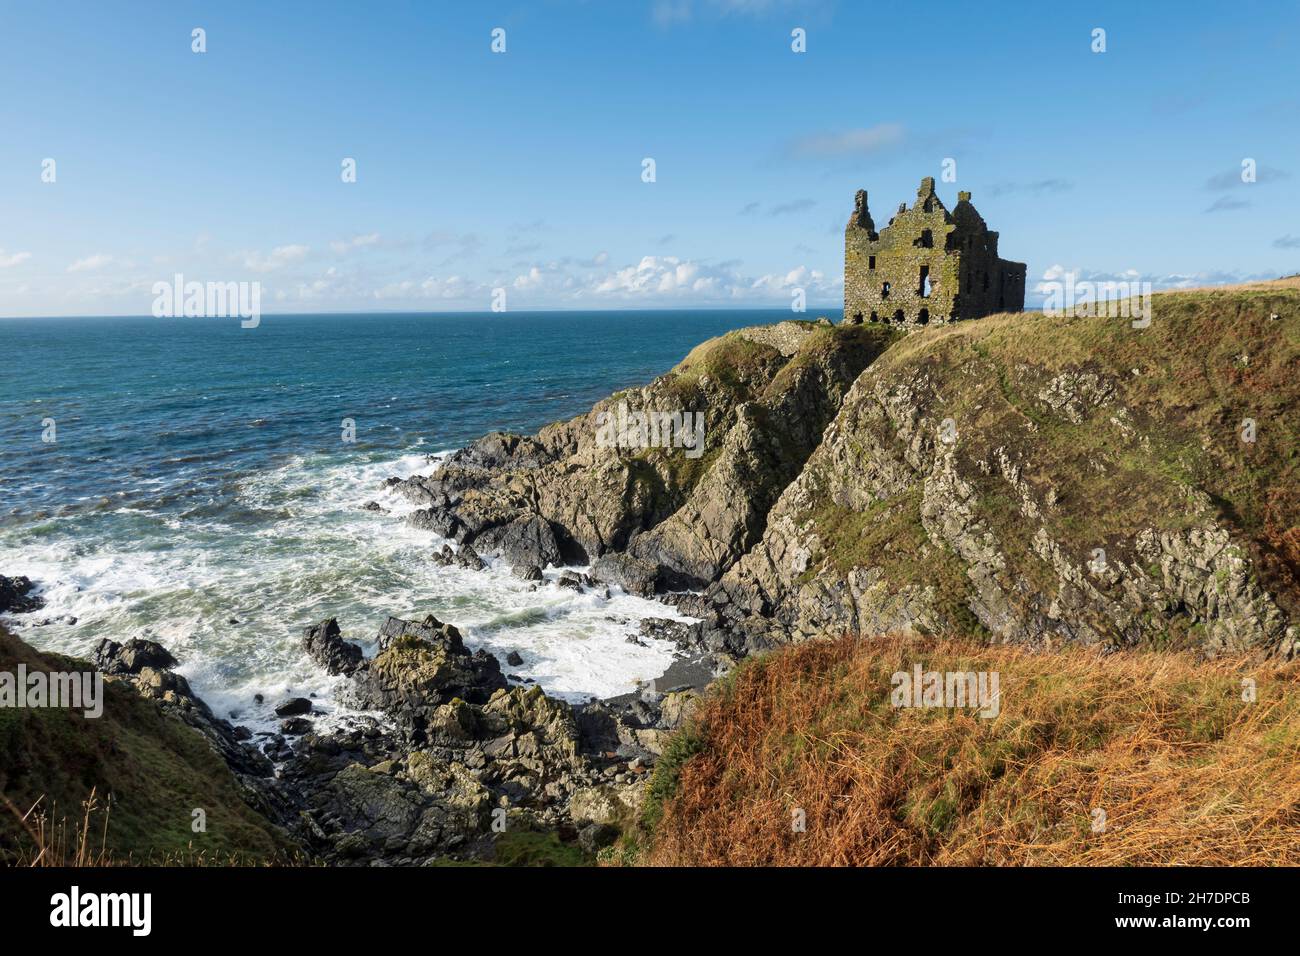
630;634;1300;866
0;626;293;865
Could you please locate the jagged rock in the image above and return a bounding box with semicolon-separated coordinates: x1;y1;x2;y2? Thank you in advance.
453;544;486;571
91;637;178;675
0;575;44;614
506;650;524;666
408;507;460;538
280;717;314;736
592;553;659;597
348;615;507;744
557;570;593;590
303;618;363;676
476;514;563;569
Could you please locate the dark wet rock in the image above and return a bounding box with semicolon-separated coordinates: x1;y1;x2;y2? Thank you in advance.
556;571;584;590
275;697;313;717
513;564;544;582
361;501;389;514
505;650;524;667
303;617;363;677
475;514;563;569
32;614;77;627
408;508;460;539
430;543;486;571
592;553;659;598
454;544;486;571
0;575;45;614
638;617;694;648
91;637;178;676
280;716;314;736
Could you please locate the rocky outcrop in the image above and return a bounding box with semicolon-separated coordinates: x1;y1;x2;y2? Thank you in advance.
392;323;895;581
384;288;1299;663
255;614;693;864
0;574;44;615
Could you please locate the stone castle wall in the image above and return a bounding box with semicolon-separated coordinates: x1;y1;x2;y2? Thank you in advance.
844;178;1025;329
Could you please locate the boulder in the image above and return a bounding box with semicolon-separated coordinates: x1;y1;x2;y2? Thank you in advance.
275;697;313;717
476;514;563;569
592;553;659;598
0;574;44;614
91;637;178;675
303;618;363;676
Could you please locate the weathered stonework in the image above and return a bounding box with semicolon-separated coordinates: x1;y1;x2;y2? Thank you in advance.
844;177;1026;329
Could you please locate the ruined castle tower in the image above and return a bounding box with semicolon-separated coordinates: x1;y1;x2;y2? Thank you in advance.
843;177;1026;328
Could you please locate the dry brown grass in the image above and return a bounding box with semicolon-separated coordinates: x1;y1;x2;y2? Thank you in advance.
3;788;112;867
640;634;1300;866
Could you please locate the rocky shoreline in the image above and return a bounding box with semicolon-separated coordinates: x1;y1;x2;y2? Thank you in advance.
82;605;700;864
4;290;1297;865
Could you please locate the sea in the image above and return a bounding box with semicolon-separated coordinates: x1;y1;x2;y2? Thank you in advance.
0;309;804;731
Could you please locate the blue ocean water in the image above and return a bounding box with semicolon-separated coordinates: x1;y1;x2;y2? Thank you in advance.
0;309;799;725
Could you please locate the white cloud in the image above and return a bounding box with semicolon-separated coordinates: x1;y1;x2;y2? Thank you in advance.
67;253;113;272
329;233;382;254
0;249;32;268
242;244;310;272
500;254;841;305
372;275;486;302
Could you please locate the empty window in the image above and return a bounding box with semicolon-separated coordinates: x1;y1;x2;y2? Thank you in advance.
917;308;929;324
919;265;931;298
870;311;878;322
881;281;891;300
893;309;905;323
868;255;876;270
919;229;933;248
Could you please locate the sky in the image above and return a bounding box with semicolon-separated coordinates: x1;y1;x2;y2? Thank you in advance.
1;0;1298;317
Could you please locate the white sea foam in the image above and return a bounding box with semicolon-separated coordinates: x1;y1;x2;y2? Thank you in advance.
0;448;691;733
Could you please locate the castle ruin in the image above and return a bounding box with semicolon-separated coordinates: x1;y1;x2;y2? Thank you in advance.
843;177;1026;328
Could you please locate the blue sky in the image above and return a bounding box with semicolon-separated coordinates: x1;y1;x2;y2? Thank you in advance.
2;0;1298;316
